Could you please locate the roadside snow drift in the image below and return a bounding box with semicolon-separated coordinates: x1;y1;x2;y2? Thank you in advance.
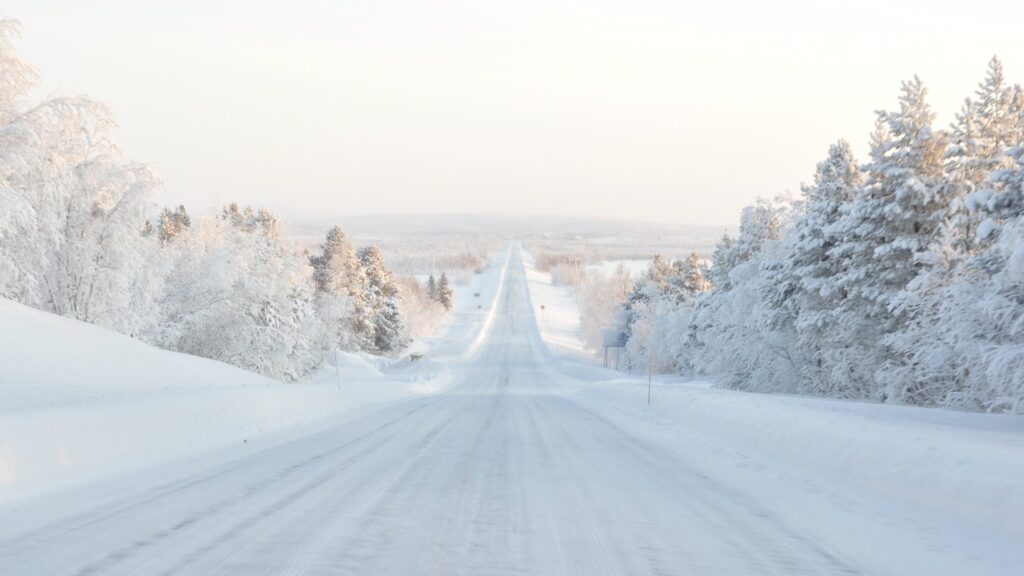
0;298;362;502
523;247;1024;574
0;249;508;504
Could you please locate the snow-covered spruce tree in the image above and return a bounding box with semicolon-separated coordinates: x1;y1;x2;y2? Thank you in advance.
436;272;454;311
617;254;673;366
886;147;1024;412
826;78;949;401
359;246;408;354
784;141;863;393
689;196;799;390
966;148;1024;411
706;234;736;290
157;205;191;244
426;274;438;302
309;225;371;351
620;255;675;334
666;253;713;300
621;252;713;373
880;62;1023;408
945;57;1024;254
0;19;164;336
972;101;1024;244
834;79;948;315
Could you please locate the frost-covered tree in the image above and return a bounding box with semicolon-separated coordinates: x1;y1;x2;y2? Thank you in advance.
882;144;1024;410
689;196;798;388
157;205;191;244
577;264;634;352
359;246;407;354
426;274;438;301
820;79;950;399
309;225;372;350
878;63;1023;406
0;20;163;336
0;19;36;121
832;79;948;317
785;141;863;391
154;207;322;380
397;276;447;339
621;251;716;373
984;144;1024;229
946;57;1024;252
972;142;1024;250
436;272;454;311
667;253;712;302
592;63;1024;413
310;226;362;295
619;255;672;347
707;234;735;289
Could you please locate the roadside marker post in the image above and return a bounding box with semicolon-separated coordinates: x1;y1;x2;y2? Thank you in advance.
648;355;652;406
335;349;342;392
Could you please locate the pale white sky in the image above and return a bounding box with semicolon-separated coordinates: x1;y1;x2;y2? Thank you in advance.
5;0;1024;225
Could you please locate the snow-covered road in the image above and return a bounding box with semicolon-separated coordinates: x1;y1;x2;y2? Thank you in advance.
1;247;1021;575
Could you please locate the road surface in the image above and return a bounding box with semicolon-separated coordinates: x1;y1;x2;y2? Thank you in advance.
0;248;1001;575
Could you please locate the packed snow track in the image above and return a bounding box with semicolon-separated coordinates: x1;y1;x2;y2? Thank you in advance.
0;248;1017;575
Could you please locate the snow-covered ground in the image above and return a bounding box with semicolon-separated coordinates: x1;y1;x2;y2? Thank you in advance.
586;258;650;277
0;248;510;505
0;245;1022;575
521;251;592;361
523;247;1024;575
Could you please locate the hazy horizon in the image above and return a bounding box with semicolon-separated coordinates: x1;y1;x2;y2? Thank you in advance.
7;0;1024;226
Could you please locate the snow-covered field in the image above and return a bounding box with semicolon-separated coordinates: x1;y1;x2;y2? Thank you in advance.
0;245;1021;575
0;249;510;505
521;251;592;361
585;258;651;277
524;249;1024;575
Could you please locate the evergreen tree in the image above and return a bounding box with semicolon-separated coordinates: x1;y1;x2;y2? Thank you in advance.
359;246;407;353
157;205;191;244
976;144;1024;269
690;196;797;390
664;253;711;304
426;274;438;302
885;148;1024;410
946;57;1024;252
436;272;454;311
310;227;364;297
831;78;949;324
707;234;735;289
826;78;949;399
309;226;372;350
785;141;863;391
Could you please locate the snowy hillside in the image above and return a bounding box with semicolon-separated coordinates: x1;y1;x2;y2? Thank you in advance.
0;297;343;502
0;250;506;504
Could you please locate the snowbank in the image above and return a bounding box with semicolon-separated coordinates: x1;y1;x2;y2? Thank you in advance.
0;299;410;503
579;380;1024;548
521;247;1024;565
0;249;509;504
520;250;591;360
